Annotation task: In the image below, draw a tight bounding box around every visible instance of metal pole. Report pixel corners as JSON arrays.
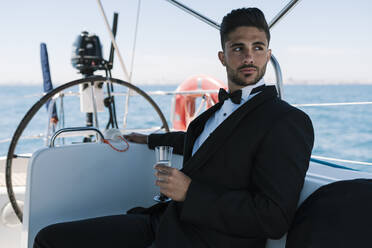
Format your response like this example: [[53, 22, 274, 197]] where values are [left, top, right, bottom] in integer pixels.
[[90, 82, 99, 129], [165, 0, 220, 29], [269, 0, 301, 29], [270, 55, 284, 99], [166, 0, 301, 31]]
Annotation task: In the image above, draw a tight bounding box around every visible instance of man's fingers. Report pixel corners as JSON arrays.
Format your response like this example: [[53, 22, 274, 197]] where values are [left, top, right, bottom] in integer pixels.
[[155, 178, 166, 185], [123, 134, 135, 141], [154, 169, 169, 176], [153, 166, 190, 202], [154, 170, 169, 181], [123, 133, 134, 140], [156, 181, 171, 196], [159, 188, 170, 197], [154, 164, 173, 172], [123, 132, 147, 144]]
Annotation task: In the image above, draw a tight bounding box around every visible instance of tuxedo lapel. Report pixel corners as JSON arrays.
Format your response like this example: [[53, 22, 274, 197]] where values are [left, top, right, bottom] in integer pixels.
[[183, 102, 223, 161], [182, 86, 278, 176]]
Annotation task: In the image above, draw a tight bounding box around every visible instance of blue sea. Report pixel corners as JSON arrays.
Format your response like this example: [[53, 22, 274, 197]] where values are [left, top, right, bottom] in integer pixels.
[[1, 84, 372, 172]]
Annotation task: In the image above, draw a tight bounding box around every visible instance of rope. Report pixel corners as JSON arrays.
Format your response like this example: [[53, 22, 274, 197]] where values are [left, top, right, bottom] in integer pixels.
[[312, 155, 372, 166], [103, 136, 130, 152], [96, 0, 130, 81]]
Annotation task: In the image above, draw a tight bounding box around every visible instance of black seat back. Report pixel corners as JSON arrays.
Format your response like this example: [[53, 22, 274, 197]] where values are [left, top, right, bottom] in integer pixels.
[[286, 179, 372, 248]]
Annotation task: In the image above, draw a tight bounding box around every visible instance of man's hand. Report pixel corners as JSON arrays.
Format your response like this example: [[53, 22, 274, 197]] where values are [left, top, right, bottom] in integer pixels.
[[154, 164, 191, 202], [123, 132, 148, 144]]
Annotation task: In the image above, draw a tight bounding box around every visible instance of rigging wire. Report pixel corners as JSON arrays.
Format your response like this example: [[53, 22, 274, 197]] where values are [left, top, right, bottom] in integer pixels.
[[129, 0, 141, 81], [108, 70, 119, 128], [105, 70, 115, 129], [96, 0, 130, 81], [123, 0, 142, 129]]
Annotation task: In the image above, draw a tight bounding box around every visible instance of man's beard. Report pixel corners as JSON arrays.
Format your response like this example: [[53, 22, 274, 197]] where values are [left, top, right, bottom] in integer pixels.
[[226, 62, 267, 87]]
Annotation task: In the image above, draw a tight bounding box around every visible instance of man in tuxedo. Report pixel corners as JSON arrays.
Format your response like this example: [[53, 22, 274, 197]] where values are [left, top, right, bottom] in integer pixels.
[[34, 7, 314, 248]]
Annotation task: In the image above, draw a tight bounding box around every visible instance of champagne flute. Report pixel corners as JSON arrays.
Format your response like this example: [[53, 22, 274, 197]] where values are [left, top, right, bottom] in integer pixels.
[[154, 146, 173, 202]]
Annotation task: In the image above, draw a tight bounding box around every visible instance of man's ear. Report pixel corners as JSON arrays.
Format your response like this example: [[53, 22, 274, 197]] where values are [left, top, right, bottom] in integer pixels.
[[267, 48, 272, 62], [218, 51, 225, 66]]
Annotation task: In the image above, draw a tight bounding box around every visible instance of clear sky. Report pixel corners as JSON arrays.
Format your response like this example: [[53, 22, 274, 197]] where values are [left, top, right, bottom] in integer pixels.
[[1, 0, 371, 86]]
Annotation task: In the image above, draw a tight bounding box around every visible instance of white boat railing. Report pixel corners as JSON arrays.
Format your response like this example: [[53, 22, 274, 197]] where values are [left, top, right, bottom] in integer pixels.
[[293, 101, 372, 107], [311, 155, 372, 166], [20, 90, 372, 104]]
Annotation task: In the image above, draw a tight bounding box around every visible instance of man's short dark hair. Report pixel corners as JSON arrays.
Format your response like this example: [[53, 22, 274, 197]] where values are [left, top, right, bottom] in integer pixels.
[[220, 8, 270, 50]]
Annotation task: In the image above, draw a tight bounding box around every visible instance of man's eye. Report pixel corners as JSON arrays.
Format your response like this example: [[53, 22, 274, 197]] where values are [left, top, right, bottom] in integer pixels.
[[233, 47, 242, 52], [254, 46, 264, 51]]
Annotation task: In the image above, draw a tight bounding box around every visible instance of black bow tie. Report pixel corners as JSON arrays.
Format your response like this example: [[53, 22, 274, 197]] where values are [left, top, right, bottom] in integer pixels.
[[218, 84, 266, 104], [218, 88, 242, 104]]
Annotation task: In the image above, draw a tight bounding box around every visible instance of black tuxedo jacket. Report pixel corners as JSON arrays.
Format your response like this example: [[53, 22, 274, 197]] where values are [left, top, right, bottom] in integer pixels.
[[136, 86, 314, 248]]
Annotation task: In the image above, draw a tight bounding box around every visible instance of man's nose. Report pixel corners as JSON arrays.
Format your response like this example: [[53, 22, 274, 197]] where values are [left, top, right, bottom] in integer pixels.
[[242, 50, 254, 64]]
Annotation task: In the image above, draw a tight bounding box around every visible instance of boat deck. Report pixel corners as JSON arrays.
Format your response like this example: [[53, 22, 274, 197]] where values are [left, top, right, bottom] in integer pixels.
[[0, 156, 29, 187], [0, 173, 27, 187]]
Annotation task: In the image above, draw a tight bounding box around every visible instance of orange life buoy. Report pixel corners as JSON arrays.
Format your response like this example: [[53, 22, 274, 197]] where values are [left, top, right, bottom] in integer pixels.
[[172, 75, 227, 131]]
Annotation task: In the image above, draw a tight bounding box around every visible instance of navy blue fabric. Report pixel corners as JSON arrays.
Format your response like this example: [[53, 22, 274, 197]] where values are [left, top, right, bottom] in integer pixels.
[[286, 179, 372, 248], [40, 43, 57, 119]]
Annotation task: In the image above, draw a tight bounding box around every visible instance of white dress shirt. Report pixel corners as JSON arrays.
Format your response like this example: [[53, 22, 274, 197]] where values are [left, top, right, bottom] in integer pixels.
[[192, 79, 266, 156]]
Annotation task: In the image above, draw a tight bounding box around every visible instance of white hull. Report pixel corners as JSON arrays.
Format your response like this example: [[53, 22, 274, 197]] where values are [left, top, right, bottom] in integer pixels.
[[0, 187, 24, 248]]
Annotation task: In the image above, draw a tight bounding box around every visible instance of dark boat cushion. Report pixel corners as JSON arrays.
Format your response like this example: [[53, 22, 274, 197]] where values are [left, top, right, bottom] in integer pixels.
[[286, 179, 372, 248]]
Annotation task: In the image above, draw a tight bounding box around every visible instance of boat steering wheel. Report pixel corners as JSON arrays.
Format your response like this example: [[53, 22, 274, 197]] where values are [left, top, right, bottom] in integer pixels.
[[5, 76, 170, 222]]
